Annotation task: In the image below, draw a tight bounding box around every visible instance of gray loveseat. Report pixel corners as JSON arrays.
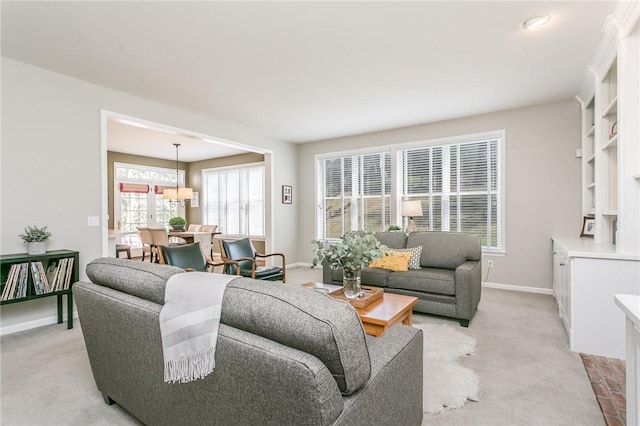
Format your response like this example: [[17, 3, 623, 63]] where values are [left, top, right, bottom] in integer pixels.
[[74, 258, 423, 426], [323, 231, 482, 326]]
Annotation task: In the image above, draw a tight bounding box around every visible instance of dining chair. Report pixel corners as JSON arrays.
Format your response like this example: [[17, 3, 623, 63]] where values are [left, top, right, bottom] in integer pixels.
[[187, 224, 203, 232], [159, 243, 239, 274], [137, 226, 155, 262], [148, 227, 182, 263], [219, 237, 286, 282]]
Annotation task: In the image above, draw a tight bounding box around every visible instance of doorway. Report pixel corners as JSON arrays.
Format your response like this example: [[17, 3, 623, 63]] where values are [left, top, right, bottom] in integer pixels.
[[101, 110, 274, 259]]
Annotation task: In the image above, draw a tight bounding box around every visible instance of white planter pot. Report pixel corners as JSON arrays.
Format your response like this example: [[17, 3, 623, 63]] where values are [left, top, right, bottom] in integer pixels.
[[28, 241, 46, 255]]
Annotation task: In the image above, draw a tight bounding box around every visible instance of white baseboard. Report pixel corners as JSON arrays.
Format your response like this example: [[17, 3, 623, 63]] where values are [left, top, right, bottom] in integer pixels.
[[0, 311, 79, 336], [482, 281, 553, 295], [287, 262, 313, 268]]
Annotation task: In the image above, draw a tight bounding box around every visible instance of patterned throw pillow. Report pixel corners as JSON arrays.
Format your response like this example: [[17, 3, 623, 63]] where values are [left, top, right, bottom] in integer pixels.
[[387, 246, 422, 269], [369, 251, 412, 272]]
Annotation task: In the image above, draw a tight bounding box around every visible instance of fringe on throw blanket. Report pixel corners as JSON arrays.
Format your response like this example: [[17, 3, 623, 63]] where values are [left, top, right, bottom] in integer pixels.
[[159, 272, 238, 384], [164, 346, 217, 384]]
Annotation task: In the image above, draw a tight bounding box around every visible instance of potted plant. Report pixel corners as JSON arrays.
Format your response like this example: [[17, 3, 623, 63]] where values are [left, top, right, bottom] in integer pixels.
[[388, 225, 402, 232], [19, 225, 53, 255], [168, 216, 186, 231], [312, 230, 386, 299]]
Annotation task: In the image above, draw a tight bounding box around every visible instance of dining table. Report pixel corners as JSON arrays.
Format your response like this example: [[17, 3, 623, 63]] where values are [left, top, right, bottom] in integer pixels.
[[168, 230, 221, 245], [168, 230, 222, 259]]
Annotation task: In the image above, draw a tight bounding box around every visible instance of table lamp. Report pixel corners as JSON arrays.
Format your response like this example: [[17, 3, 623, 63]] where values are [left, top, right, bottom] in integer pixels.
[[402, 200, 423, 233]]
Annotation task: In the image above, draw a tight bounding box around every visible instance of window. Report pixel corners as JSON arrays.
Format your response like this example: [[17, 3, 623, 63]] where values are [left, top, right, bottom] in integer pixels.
[[316, 151, 391, 239], [114, 163, 184, 248], [315, 133, 504, 251], [202, 163, 265, 237]]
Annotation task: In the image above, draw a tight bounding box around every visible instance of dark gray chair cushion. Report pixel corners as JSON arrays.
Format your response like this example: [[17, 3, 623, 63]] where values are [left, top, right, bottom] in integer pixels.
[[86, 257, 184, 305], [387, 268, 456, 295], [407, 232, 481, 270], [221, 278, 371, 395]]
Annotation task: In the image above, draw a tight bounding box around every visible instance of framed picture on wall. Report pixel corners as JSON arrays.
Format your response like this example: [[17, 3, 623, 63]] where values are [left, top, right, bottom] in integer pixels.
[[191, 192, 199, 208], [580, 216, 595, 238], [282, 185, 292, 204]]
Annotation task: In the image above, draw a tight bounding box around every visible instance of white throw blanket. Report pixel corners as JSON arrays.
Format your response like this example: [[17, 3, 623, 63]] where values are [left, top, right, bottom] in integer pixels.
[[159, 272, 237, 383]]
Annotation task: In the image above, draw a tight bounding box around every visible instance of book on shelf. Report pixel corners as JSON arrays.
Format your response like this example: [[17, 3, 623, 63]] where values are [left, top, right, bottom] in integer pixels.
[[1, 257, 74, 301], [29, 261, 52, 295], [17, 263, 28, 298], [30, 262, 43, 295], [64, 257, 74, 290], [51, 259, 63, 292], [48, 258, 74, 292], [1, 264, 20, 300], [36, 262, 51, 293]]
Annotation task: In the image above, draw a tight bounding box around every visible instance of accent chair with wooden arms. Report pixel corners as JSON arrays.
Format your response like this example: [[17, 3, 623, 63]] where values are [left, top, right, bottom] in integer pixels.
[[159, 243, 239, 274], [220, 238, 286, 282]]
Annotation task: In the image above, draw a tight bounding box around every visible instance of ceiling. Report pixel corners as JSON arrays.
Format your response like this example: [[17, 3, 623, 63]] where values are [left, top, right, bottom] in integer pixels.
[[107, 119, 251, 162], [2, 1, 616, 147]]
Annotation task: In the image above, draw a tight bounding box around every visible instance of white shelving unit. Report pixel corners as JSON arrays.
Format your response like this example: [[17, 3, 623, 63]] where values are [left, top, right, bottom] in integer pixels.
[[556, 2, 640, 359], [576, 5, 640, 253]]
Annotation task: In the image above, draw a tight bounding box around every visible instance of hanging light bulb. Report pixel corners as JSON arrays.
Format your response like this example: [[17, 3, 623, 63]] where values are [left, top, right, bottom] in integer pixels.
[[163, 143, 192, 205]]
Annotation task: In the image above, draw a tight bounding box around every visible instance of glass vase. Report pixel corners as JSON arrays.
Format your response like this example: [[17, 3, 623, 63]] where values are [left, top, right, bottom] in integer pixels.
[[342, 269, 361, 299]]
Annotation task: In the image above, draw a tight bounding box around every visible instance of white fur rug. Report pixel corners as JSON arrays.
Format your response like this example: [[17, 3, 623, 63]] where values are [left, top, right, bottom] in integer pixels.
[[414, 323, 480, 415]]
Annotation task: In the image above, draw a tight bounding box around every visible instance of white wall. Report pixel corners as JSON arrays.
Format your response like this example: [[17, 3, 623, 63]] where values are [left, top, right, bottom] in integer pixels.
[[297, 100, 582, 290], [0, 58, 297, 333]]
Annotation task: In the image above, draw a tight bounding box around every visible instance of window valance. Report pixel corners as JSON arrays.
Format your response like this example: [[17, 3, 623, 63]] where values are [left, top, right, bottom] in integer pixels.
[[119, 183, 150, 193]]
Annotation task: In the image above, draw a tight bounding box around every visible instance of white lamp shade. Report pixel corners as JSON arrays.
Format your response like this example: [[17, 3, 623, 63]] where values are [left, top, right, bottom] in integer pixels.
[[163, 187, 193, 200], [402, 200, 423, 217], [178, 187, 193, 200], [163, 188, 177, 200]]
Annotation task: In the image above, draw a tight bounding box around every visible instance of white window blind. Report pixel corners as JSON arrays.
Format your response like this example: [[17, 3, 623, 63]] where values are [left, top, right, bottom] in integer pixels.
[[399, 138, 502, 250], [315, 134, 503, 251], [317, 152, 391, 239], [203, 164, 265, 237]]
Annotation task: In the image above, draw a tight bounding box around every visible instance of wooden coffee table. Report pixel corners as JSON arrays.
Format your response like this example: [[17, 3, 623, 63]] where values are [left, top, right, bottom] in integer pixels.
[[303, 282, 418, 337]]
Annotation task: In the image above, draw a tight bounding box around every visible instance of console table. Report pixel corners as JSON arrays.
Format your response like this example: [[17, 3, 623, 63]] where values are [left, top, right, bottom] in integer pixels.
[[0, 250, 79, 329]]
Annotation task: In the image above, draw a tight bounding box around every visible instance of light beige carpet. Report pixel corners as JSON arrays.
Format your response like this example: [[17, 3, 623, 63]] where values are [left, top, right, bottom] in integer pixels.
[[1, 267, 605, 425]]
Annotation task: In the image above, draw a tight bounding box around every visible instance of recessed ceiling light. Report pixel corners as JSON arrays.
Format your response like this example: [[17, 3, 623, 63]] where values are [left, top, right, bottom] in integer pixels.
[[520, 14, 551, 30]]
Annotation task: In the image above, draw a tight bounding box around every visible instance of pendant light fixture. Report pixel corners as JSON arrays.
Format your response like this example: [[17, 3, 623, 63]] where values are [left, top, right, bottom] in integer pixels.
[[163, 143, 193, 205]]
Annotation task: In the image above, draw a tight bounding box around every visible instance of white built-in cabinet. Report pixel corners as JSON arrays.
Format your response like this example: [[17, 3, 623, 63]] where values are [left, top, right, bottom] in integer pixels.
[[554, 2, 640, 359], [552, 238, 639, 359]]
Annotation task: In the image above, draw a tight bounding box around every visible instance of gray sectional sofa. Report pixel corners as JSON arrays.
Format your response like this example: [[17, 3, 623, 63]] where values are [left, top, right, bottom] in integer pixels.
[[74, 258, 423, 426], [323, 231, 482, 326]]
